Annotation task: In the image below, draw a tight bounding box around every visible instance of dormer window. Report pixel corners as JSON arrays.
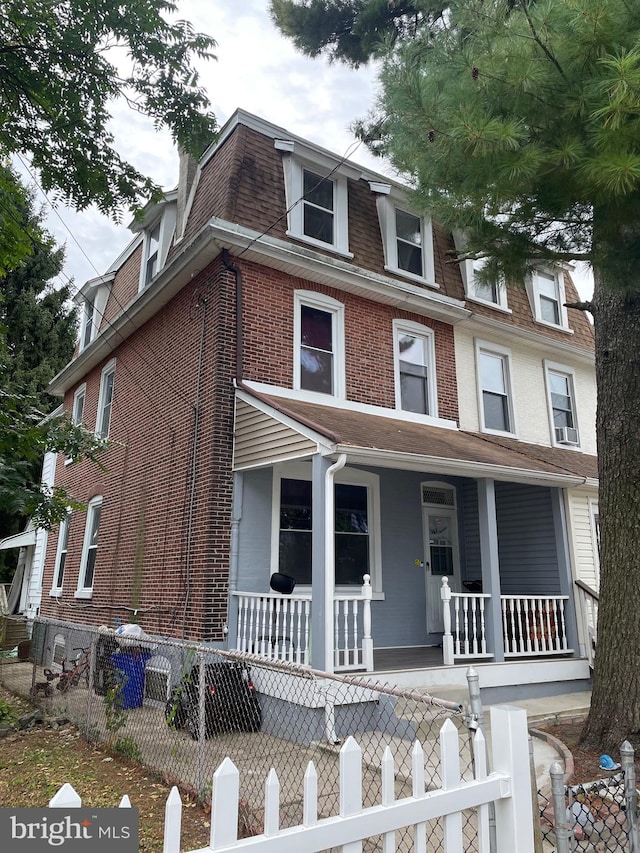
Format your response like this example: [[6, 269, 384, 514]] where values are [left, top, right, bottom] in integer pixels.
[[528, 268, 570, 330], [372, 186, 436, 286], [137, 201, 177, 291], [277, 140, 353, 257], [80, 300, 95, 350], [144, 222, 160, 285], [453, 233, 509, 310]]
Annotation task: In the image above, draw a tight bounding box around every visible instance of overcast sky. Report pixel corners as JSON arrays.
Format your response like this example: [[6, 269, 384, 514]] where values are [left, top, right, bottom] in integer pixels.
[[34, 0, 593, 299]]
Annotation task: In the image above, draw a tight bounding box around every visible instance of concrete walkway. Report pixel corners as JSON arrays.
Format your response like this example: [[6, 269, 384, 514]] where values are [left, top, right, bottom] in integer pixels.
[[488, 691, 592, 791]]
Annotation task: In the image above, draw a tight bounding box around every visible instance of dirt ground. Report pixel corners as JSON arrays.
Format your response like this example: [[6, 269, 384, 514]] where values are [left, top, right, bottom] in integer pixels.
[[541, 720, 627, 785], [0, 687, 211, 852]]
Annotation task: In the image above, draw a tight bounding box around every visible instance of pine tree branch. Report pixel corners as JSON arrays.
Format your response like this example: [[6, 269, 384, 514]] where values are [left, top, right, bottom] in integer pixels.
[[521, 1, 567, 81]]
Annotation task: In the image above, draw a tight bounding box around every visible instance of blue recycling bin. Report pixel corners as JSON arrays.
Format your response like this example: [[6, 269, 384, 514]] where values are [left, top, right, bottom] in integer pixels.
[[110, 651, 151, 709]]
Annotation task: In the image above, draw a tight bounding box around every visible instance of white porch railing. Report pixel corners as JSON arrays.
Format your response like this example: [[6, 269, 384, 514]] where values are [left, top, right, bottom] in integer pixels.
[[575, 579, 598, 668], [232, 575, 373, 672], [501, 595, 570, 657], [441, 578, 571, 663]]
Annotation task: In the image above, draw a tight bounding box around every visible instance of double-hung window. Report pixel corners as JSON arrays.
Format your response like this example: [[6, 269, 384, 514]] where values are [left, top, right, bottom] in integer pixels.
[[373, 187, 436, 285], [51, 515, 71, 595], [76, 496, 102, 597], [144, 222, 161, 286], [530, 268, 569, 329], [80, 300, 95, 350], [477, 342, 515, 434], [277, 143, 352, 256], [545, 362, 579, 446], [275, 467, 381, 591], [393, 320, 437, 416], [294, 291, 345, 397], [96, 360, 116, 439], [72, 385, 86, 426]]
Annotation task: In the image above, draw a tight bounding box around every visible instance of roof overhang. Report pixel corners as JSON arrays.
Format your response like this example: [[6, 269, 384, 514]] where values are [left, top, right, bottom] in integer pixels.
[[233, 387, 590, 488], [0, 529, 36, 551]]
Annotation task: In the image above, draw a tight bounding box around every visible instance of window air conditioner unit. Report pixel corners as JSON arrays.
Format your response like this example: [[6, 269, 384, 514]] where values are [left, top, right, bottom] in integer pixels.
[[555, 426, 579, 445]]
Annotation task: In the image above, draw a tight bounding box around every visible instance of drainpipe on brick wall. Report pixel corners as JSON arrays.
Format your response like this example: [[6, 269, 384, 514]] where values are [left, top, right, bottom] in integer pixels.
[[182, 297, 208, 637], [325, 454, 347, 673], [221, 249, 243, 382]]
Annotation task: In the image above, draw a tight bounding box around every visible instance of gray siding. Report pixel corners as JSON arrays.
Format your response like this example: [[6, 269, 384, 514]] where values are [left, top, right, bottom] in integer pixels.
[[461, 480, 481, 583], [237, 468, 274, 592], [495, 483, 560, 595]]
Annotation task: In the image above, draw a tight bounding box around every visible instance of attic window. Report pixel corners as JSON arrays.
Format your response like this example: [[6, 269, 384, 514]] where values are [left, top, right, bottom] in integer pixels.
[[144, 222, 160, 286]]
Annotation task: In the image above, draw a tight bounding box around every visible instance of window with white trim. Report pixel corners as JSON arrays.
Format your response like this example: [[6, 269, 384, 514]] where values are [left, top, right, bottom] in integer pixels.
[[144, 222, 160, 285], [468, 258, 508, 308], [96, 360, 115, 439], [51, 515, 71, 594], [393, 320, 437, 415], [589, 498, 600, 586], [476, 343, 515, 434], [294, 291, 345, 398], [279, 148, 351, 256], [373, 189, 436, 285], [72, 385, 86, 426], [273, 466, 382, 592], [545, 362, 579, 446], [80, 300, 95, 351], [76, 496, 102, 596], [530, 268, 569, 328]]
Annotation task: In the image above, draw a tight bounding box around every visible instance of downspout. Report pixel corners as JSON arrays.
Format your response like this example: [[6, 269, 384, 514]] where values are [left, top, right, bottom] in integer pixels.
[[324, 453, 347, 673], [220, 249, 243, 645]]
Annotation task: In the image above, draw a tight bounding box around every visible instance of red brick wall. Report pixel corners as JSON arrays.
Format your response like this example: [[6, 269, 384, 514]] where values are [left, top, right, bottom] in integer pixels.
[[240, 259, 459, 421], [40, 258, 236, 641]]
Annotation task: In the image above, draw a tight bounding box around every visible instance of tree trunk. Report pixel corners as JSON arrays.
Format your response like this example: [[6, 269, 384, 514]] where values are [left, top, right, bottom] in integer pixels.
[[581, 266, 640, 753]]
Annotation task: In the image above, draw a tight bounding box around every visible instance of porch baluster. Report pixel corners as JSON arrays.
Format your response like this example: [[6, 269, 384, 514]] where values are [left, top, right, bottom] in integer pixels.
[[453, 598, 461, 656], [515, 598, 525, 655], [522, 600, 532, 654], [470, 599, 478, 656], [463, 597, 470, 655], [259, 597, 269, 658], [557, 599, 567, 652], [303, 600, 310, 665], [543, 600, 553, 653], [478, 597, 487, 655], [351, 600, 359, 668]]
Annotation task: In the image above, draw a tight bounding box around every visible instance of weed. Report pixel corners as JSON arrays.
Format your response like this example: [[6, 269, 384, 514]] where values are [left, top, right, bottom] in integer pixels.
[[113, 735, 141, 762]]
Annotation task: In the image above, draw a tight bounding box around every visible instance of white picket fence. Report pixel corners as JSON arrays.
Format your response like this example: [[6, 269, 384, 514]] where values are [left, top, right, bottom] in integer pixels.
[[49, 705, 534, 852]]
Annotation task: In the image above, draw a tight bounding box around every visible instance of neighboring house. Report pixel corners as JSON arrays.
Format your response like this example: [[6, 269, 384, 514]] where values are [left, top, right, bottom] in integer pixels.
[[0, 448, 58, 625], [39, 110, 598, 698]]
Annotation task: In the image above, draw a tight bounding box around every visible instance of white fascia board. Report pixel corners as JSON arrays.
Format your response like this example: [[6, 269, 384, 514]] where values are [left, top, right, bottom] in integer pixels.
[[460, 311, 595, 365], [207, 218, 470, 324], [235, 386, 335, 453], [127, 190, 179, 233], [342, 446, 586, 487], [73, 272, 116, 304]]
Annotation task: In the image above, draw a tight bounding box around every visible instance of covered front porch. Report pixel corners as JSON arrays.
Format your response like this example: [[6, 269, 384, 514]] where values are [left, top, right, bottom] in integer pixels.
[[231, 575, 573, 672], [229, 387, 586, 681]]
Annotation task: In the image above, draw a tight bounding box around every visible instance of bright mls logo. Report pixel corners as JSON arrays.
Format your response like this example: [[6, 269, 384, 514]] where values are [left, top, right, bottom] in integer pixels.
[[0, 808, 138, 851]]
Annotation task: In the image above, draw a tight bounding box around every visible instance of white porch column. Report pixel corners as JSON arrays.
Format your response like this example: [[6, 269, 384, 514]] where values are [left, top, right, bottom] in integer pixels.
[[551, 488, 579, 654], [477, 478, 504, 662], [311, 455, 330, 671]]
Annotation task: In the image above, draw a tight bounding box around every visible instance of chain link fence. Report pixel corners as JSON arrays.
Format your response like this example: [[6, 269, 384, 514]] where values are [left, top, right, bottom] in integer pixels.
[[1, 616, 494, 850], [538, 741, 640, 852]]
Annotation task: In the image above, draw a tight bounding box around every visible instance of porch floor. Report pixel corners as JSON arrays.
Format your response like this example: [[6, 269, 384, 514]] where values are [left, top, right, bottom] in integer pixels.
[[373, 646, 444, 671]]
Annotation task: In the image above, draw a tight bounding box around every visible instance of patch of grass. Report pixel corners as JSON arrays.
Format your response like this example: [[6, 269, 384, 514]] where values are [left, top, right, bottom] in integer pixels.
[[0, 687, 211, 852]]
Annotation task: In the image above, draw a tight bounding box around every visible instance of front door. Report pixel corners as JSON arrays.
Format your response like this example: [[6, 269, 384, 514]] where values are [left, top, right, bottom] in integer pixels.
[[422, 484, 460, 635]]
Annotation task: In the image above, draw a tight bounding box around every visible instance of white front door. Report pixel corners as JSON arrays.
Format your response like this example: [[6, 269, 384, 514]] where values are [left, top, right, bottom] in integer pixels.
[[423, 493, 461, 635]]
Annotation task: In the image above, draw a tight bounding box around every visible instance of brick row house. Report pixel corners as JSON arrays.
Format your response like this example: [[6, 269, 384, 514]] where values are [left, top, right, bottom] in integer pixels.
[[36, 110, 598, 697]]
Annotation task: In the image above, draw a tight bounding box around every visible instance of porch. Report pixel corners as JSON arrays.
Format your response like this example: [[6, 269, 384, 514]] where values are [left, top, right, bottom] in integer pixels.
[[231, 578, 573, 673]]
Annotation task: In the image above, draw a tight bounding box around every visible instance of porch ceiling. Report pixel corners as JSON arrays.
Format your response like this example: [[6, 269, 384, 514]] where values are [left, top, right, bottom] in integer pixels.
[[234, 387, 597, 486]]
